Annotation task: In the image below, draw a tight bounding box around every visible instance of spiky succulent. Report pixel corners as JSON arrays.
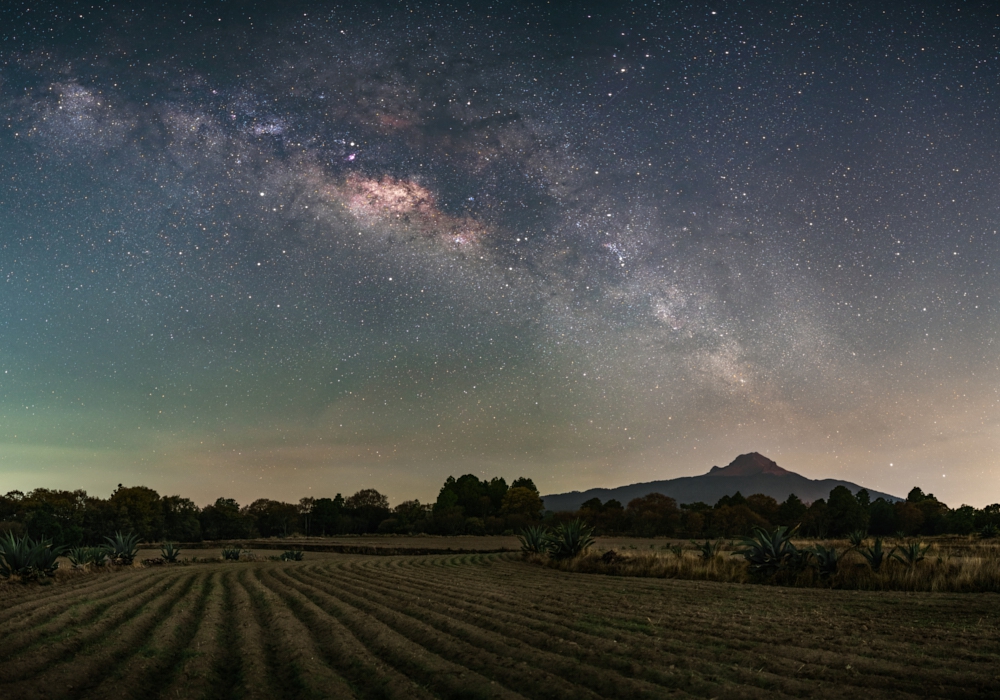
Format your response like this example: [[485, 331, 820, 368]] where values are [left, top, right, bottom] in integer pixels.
[[104, 531, 141, 566], [732, 525, 803, 577], [891, 541, 930, 568], [847, 530, 868, 548], [692, 538, 724, 561], [544, 519, 595, 560], [279, 550, 304, 561], [859, 537, 895, 572], [517, 525, 550, 555], [0, 533, 65, 580], [160, 542, 182, 563], [809, 544, 840, 578]]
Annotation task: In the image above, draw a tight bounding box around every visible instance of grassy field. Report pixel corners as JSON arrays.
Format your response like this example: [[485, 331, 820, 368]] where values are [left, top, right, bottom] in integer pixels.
[[1, 550, 998, 699]]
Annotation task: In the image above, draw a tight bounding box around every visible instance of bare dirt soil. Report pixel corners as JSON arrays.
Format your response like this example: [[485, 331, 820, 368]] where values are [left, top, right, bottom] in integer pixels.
[[1, 551, 997, 699]]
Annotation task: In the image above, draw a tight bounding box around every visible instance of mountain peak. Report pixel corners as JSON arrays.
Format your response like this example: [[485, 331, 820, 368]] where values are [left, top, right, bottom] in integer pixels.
[[707, 452, 791, 477]]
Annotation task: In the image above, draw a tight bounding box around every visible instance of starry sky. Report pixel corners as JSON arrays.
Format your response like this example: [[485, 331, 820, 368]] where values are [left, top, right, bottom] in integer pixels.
[[1, 1, 998, 508]]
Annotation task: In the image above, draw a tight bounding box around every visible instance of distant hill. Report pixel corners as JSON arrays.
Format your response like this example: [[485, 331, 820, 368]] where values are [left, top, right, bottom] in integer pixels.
[[542, 452, 901, 512]]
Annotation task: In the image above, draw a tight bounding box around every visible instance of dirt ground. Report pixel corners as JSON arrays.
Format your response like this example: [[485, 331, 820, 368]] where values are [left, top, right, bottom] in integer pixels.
[[1, 549, 997, 699]]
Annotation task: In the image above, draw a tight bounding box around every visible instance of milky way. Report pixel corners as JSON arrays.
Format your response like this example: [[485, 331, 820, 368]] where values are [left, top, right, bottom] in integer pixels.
[[1, 1, 998, 506]]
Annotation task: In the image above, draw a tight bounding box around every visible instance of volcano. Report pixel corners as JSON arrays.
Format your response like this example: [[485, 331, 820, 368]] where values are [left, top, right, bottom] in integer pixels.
[[541, 452, 900, 512]]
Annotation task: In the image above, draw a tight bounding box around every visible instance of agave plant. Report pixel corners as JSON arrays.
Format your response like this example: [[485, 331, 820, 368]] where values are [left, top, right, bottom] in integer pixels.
[[692, 538, 724, 561], [0, 533, 64, 580], [68, 546, 91, 569], [979, 523, 999, 539], [517, 526, 550, 555], [160, 542, 182, 563], [847, 530, 868, 548], [279, 550, 305, 561], [104, 531, 141, 566], [859, 537, 895, 573], [668, 544, 684, 558], [809, 544, 840, 578], [891, 541, 930, 568], [732, 525, 803, 577], [221, 546, 243, 561], [544, 519, 595, 560]]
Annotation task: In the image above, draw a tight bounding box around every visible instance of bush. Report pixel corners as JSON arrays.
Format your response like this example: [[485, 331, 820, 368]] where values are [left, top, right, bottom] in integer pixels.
[[221, 546, 243, 561], [279, 550, 304, 561]]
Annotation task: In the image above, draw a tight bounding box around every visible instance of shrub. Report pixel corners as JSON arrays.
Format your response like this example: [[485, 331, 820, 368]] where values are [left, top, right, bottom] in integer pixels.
[[544, 519, 595, 560], [517, 526, 550, 554], [160, 542, 182, 563], [732, 525, 802, 577], [104, 531, 141, 565], [221, 546, 243, 561], [279, 550, 305, 561]]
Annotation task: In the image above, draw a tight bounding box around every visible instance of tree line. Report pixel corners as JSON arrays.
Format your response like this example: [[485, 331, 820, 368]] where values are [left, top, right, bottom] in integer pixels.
[[2, 476, 997, 546], [0, 474, 545, 546], [565, 486, 1000, 538]]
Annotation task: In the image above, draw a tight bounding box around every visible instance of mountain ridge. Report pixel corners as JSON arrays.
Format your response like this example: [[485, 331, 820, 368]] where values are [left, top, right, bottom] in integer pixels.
[[542, 452, 901, 512]]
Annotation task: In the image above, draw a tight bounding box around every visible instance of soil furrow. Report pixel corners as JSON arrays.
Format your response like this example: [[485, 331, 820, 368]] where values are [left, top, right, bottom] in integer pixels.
[[0, 571, 186, 683], [288, 566, 687, 700], [255, 565, 436, 700], [306, 558, 996, 697], [223, 568, 275, 700], [0, 568, 147, 618], [0, 569, 152, 633], [0, 571, 197, 699], [155, 571, 226, 700], [240, 566, 356, 699], [272, 567, 527, 700], [79, 571, 215, 699], [0, 571, 166, 661]]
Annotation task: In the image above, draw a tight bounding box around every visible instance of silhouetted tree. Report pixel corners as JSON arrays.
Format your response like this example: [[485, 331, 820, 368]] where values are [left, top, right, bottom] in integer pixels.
[[162, 495, 201, 541], [345, 489, 390, 533], [244, 499, 299, 537], [776, 493, 807, 526], [827, 486, 868, 536], [626, 493, 681, 536], [200, 497, 251, 539], [109, 485, 164, 542], [311, 495, 344, 535], [745, 494, 780, 526]]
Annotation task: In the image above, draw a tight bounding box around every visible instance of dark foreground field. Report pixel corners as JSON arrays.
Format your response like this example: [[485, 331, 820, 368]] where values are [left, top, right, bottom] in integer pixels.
[[1, 552, 997, 699]]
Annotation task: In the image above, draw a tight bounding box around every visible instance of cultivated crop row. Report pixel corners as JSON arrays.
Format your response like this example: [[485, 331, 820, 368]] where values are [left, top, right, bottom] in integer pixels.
[[1, 553, 998, 698]]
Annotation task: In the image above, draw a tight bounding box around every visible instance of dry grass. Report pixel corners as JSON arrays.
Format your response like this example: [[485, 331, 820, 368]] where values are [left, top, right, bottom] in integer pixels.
[[0, 551, 997, 698], [545, 537, 1000, 592]]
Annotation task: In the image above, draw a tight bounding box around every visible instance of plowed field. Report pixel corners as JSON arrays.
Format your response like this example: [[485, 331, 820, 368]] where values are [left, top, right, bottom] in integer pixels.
[[1, 552, 997, 699]]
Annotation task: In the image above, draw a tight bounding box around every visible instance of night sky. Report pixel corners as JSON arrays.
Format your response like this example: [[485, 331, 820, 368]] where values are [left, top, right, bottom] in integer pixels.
[[1, 1, 998, 507]]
